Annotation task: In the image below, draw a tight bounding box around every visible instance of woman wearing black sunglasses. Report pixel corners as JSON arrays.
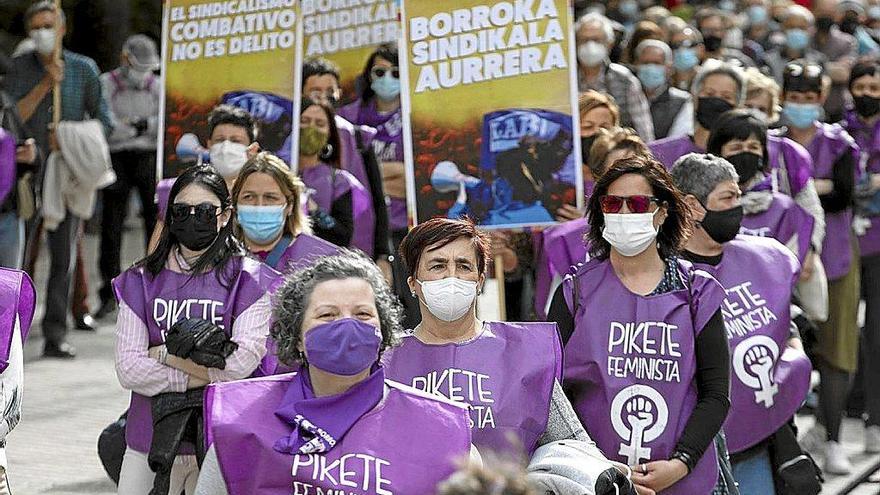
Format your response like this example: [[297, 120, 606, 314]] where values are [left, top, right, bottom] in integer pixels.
[[113, 164, 275, 493], [548, 155, 733, 495]]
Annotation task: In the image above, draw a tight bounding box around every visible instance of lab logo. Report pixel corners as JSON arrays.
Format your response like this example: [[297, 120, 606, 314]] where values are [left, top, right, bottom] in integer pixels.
[[611, 385, 669, 465], [733, 335, 779, 408]]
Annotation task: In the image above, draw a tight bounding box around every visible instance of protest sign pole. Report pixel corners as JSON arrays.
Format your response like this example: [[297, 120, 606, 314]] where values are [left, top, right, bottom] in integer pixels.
[[52, 0, 62, 125], [494, 254, 506, 321]]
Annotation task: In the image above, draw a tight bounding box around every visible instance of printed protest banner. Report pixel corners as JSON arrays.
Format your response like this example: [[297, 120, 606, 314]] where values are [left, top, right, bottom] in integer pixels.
[[301, 0, 400, 106], [400, 0, 581, 229], [159, 0, 302, 177]]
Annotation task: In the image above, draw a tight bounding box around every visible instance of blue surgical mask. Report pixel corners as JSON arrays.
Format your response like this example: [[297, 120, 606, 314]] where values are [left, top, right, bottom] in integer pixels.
[[747, 5, 768, 25], [785, 29, 810, 51], [237, 204, 287, 244], [371, 74, 400, 101], [637, 64, 667, 90], [783, 102, 821, 129], [673, 48, 699, 72]]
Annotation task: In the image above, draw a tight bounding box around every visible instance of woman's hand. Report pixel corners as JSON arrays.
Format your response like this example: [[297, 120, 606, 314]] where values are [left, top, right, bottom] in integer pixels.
[[148, 345, 166, 363], [799, 250, 816, 282], [630, 459, 688, 493], [489, 232, 518, 273], [555, 204, 585, 222], [15, 138, 36, 164]]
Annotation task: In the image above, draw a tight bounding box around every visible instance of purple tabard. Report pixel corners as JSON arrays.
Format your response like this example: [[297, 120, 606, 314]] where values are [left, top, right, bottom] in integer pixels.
[[562, 258, 723, 495], [155, 177, 176, 221], [300, 163, 371, 250], [382, 322, 562, 456], [336, 115, 378, 256], [648, 135, 702, 169], [0, 268, 35, 373], [805, 123, 860, 280], [205, 373, 472, 494], [692, 236, 811, 453], [766, 135, 814, 197], [740, 193, 815, 266], [536, 217, 590, 318], [0, 129, 15, 206], [112, 256, 272, 454], [276, 233, 341, 274], [338, 99, 407, 231], [842, 110, 880, 257]]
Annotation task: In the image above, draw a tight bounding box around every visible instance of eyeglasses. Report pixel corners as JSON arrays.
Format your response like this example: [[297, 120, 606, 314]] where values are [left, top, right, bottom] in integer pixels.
[[671, 39, 701, 50], [170, 202, 223, 223], [371, 66, 400, 79], [307, 89, 339, 103], [599, 195, 660, 214]]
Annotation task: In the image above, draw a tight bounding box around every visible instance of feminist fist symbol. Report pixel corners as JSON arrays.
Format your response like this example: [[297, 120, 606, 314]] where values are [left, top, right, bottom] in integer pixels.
[[733, 336, 780, 408]]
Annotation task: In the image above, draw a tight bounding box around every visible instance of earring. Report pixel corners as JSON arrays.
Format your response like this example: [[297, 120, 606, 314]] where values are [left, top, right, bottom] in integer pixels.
[[410, 291, 417, 298], [319, 143, 334, 160]]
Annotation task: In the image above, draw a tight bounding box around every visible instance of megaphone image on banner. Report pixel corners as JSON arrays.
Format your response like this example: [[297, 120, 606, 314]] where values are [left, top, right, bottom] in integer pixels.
[[431, 161, 481, 194], [176, 133, 210, 163]]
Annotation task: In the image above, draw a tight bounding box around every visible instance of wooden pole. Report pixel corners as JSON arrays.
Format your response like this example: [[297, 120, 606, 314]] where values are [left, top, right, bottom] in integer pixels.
[[51, 0, 62, 125], [494, 254, 506, 321]]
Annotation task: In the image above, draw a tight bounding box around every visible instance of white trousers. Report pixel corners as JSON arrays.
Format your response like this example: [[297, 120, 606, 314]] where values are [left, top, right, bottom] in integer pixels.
[[117, 448, 199, 495]]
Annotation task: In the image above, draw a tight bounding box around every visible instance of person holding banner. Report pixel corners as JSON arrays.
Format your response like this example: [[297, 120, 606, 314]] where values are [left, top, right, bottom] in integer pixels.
[[298, 98, 370, 249], [230, 152, 338, 273], [114, 165, 273, 494], [549, 156, 732, 495], [194, 252, 475, 495], [671, 153, 817, 495], [381, 218, 634, 493], [0, 268, 36, 494]]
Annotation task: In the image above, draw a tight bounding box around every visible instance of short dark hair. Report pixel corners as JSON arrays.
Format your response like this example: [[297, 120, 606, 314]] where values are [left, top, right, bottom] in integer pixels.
[[302, 58, 341, 88], [849, 59, 880, 90], [300, 97, 342, 166], [358, 42, 399, 103], [706, 109, 769, 163], [587, 155, 692, 260], [271, 251, 402, 366], [208, 104, 257, 143], [24, 1, 66, 28], [783, 59, 825, 94], [399, 218, 491, 279]]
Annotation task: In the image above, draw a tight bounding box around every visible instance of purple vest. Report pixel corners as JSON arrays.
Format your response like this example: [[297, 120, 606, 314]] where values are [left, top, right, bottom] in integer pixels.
[[276, 233, 341, 274], [692, 236, 811, 453], [0, 129, 15, 206], [300, 163, 371, 249], [112, 256, 272, 453], [804, 123, 860, 280], [842, 110, 880, 257], [562, 258, 723, 495], [0, 269, 35, 373], [382, 322, 561, 456], [740, 193, 815, 266], [335, 115, 378, 256], [648, 135, 702, 169], [766, 135, 814, 197], [205, 373, 471, 494], [338, 99, 407, 231], [535, 217, 590, 318]]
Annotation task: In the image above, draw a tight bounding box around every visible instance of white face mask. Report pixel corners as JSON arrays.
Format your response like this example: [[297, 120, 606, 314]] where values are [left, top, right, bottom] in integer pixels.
[[602, 210, 660, 257], [127, 67, 152, 84], [29, 28, 56, 56], [209, 140, 248, 178], [577, 41, 608, 67], [417, 277, 478, 322]]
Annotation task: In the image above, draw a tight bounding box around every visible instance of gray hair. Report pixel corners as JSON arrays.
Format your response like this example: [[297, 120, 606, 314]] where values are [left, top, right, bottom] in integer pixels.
[[784, 4, 815, 25], [575, 12, 615, 44], [635, 40, 673, 65], [271, 250, 402, 366], [691, 59, 747, 104], [24, 1, 66, 28], [670, 153, 739, 204]]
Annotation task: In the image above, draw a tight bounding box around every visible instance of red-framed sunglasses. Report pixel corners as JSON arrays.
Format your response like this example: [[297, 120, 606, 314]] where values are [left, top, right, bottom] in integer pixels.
[[599, 195, 660, 214]]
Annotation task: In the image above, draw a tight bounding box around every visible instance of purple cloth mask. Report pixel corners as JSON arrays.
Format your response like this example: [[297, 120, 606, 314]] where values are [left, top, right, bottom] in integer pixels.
[[304, 318, 381, 376], [273, 366, 385, 455]]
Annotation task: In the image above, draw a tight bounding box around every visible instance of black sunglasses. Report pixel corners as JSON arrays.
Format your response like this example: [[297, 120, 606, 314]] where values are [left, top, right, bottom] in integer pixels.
[[170, 202, 223, 223], [371, 66, 400, 79]]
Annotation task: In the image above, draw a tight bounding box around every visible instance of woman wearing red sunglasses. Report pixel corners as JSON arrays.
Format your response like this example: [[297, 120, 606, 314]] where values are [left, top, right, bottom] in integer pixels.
[[548, 155, 733, 495]]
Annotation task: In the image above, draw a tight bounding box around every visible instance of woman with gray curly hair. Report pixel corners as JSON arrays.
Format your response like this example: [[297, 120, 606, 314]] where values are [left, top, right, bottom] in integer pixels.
[[194, 252, 476, 494]]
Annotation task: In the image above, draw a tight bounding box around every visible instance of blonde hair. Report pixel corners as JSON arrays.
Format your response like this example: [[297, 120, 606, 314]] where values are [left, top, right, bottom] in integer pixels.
[[230, 152, 312, 240], [579, 90, 620, 127], [588, 127, 650, 179], [745, 67, 781, 122]]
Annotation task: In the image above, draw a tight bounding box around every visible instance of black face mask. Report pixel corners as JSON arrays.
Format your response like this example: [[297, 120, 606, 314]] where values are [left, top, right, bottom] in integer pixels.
[[854, 95, 880, 118], [696, 97, 735, 130], [703, 34, 723, 52], [581, 135, 598, 166], [699, 204, 744, 244], [170, 215, 219, 251], [725, 152, 764, 185], [816, 16, 835, 33]]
